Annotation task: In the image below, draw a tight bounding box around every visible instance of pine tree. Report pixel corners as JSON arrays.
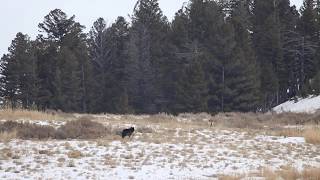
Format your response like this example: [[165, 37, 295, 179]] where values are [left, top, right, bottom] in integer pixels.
[[253, 0, 283, 110], [0, 54, 20, 108], [229, 0, 261, 111], [38, 9, 91, 112], [0, 33, 37, 108], [127, 0, 169, 113], [175, 59, 208, 113], [297, 0, 319, 95], [104, 17, 130, 113]]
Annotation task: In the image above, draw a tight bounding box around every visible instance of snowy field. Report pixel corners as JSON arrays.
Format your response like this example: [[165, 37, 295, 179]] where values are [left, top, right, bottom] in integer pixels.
[[0, 115, 320, 180]]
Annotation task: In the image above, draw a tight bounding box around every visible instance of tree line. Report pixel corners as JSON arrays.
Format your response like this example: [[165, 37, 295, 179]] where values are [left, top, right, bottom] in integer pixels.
[[1, 0, 320, 114]]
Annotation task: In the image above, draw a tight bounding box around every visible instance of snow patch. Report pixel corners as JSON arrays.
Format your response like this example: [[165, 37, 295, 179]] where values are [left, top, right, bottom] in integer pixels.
[[273, 95, 320, 113]]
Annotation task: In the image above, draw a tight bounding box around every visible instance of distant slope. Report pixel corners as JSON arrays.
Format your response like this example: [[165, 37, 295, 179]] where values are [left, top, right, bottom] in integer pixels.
[[273, 95, 320, 113]]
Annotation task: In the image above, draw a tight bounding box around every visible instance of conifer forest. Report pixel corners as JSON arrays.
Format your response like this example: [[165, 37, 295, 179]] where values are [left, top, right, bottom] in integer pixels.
[[1, 0, 320, 114]]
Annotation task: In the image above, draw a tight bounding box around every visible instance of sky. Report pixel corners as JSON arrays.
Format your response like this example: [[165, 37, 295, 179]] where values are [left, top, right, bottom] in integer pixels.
[[0, 0, 303, 56]]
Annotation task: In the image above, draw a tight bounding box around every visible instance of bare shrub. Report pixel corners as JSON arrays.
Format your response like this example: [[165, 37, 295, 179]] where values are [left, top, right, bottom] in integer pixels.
[[55, 117, 109, 139], [0, 118, 111, 140], [0, 121, 55, 139], [17, 123, 56, 139], [0, 121, 22, 132]]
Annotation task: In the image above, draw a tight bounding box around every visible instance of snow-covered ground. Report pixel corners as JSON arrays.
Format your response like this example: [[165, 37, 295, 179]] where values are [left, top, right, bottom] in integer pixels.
[[1, 127, 320, 179], [273, 95, 320, 113]]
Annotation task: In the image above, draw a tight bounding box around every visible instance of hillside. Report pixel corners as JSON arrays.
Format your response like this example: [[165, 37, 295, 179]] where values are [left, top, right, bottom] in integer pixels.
[[273, 95, 320, 114]]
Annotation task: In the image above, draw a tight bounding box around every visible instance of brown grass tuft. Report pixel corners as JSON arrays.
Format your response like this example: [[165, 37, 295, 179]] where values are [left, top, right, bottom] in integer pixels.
[[303, 128, 320, 145], [67, 150, 82, 159]]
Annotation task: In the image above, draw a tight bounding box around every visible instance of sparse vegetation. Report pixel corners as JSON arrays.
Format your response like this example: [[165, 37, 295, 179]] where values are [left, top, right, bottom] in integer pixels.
[[0, 117, 112, 140], [220, 167, 320, 180], [303, 128, 320, 145], [55, 117, 110, 139], [0, 108, 59, 121]]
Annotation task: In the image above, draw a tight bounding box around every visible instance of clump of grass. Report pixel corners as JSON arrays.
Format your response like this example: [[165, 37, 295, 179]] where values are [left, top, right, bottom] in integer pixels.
[[67, 150, 82, 159], [303, 128, 320, 145], [0, 148, 13, 160]]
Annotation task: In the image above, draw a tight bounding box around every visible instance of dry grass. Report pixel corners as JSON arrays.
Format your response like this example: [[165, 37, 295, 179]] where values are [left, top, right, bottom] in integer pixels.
[[277, 166, 300, 180], [303, 128, 320, 145], [55, 117, 111, 139], [302, 168, 320, 179], [0, 130, 17, 142], [0, 108, 59, 121], [0, 118, 113, 140], [230, 167, 320, 180], [67, 150, 82, 159], [272, 128, 303, 137], [0, 121, 56, 139], [218, 174, 243, 180], [1, 108, 320, 143]]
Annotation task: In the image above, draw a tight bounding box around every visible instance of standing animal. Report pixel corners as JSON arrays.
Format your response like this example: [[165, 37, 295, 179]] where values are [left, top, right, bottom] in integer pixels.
[[122, 127, 135, 138]]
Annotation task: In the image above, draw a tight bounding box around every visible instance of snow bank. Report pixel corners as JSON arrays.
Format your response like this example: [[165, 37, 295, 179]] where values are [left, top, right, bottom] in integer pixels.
[[273, 95, 320, 113]]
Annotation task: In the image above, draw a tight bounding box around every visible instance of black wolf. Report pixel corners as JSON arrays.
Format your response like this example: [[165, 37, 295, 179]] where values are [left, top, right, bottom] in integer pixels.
[[122, 127, 134, 138]]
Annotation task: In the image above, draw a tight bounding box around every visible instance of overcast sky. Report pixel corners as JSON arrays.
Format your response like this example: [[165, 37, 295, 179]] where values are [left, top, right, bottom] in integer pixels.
[[0, 0, 303, 56]]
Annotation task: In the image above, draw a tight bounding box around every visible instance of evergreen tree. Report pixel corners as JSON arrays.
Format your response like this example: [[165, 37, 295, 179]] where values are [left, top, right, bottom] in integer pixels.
[[104, 17, 130, 113], [253, 0, 283, 110], [88, 17, 109, 112], [229, 0, 261, 111], [297, 0, 319, 95], [127, 0, 169, 113], [38, 9, 91, 112], [0, 33, 37, 108], [175, 59, 208, 112]]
